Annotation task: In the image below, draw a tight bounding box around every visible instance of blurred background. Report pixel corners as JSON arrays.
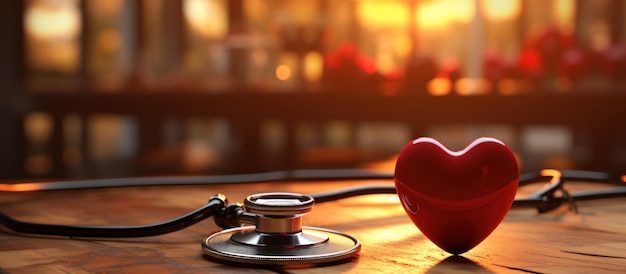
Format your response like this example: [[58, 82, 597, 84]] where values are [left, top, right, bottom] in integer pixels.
[[0, 0, 625, 180]]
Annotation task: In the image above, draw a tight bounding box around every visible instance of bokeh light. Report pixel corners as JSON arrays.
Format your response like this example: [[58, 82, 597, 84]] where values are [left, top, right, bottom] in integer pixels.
[[276, 65, 292, 81], [184, 0, 227, 39], [482, 0, 520, 22]]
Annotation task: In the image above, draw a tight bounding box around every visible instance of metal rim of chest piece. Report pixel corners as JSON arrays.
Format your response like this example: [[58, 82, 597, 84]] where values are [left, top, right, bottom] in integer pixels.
[[202, 192, 361, 266]]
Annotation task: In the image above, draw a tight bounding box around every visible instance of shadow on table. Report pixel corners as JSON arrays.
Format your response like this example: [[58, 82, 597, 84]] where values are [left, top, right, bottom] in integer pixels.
[[426, 255, 494, 274]]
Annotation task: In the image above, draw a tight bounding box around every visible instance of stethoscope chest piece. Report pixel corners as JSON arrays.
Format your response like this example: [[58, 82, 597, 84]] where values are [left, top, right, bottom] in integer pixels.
[[202, 226, 360, 265], [202, 192, 361, 265]]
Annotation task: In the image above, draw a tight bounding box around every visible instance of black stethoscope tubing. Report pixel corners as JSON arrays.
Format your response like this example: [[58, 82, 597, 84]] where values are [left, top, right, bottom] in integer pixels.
[[0, 169, 624, 238]]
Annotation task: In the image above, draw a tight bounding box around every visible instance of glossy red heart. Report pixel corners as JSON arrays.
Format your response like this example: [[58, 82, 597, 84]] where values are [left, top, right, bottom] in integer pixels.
[[394, 137, 518, 254]]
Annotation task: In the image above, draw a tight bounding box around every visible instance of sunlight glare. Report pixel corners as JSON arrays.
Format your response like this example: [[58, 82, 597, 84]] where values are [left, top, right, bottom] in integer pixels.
[[25, 0, 80, 40], [356, 223, 421, 245], [417, 0, 473, 29], [483, 0, 520, 21], [352, 194, 400, 205], [358, 0, 409, 29], [554, 0, 575, 33], [184, 0, 227, 39]]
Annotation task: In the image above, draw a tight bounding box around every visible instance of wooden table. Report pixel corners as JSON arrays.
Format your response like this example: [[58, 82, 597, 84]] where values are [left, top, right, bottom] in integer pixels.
[[1, 177, 625, 273]]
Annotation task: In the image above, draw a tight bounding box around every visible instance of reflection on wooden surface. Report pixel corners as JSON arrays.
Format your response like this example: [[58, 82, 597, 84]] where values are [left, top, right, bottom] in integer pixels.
[[1, 178, 625, 273]]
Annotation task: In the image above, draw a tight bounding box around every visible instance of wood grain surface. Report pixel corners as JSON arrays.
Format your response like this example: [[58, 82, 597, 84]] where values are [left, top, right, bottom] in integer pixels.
[[1, 178, 625, 273]]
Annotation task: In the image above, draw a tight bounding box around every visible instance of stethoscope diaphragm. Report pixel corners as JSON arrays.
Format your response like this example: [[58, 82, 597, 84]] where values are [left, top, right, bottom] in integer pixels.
[[202, 192, 361, 265], [202, 226, 360, 265]]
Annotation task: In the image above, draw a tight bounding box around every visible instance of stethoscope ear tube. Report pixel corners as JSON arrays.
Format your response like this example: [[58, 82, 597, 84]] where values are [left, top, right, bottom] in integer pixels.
[[0, 169, 625, 239], [0, 194, 228, 238], [1, 169, 625, 266]]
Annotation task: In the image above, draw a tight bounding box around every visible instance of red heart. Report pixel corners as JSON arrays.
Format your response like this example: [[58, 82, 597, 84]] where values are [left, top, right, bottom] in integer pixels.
[[394, 137, 518, 254]]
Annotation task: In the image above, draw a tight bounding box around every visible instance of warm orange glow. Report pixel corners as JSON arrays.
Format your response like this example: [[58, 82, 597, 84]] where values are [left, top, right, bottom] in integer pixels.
[[482, 0, 520, 21], [621, 175, 626, 183], [497, 78, 522, 95], [303, 51, 323, 82], [553, 0, 575, 33], [88, 115, 133, 161], [243, 0, 269, 21], [24, 112, 53, 142], [538, 169, 565, 192], [357, 0, 409, 29], [88, 0, 122, 15], [358, 154, 398, 172], [184, 0, 227, 39], [24, 0, 80, 72], [25, 0, 80, 40], [181, 141, 221, 172], [455, 78, 491, 96], [393, 35, 413, 60], [589, 24, 611, 51], [417, 0, 473, 29], [250, 48, 269, 70], [275, 65, 292, 81], [362, 194, 400, 205], [276, 53, 299, 82], [540, 169, 562, 181], [0, 182, 47, 192], [283, 0, 319, 26], [375, 47, 396, 75], [427, 76, 452, 96], [355, 223, 420, 245], [96, 29, 122, 53]]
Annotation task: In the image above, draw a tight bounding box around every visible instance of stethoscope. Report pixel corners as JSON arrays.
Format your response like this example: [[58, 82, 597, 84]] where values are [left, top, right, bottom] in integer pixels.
[[1, 168, 625, 266]]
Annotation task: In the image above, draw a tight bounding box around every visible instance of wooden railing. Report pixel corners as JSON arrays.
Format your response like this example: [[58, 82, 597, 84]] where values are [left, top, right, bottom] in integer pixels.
[[16, 91, 626, 178]]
